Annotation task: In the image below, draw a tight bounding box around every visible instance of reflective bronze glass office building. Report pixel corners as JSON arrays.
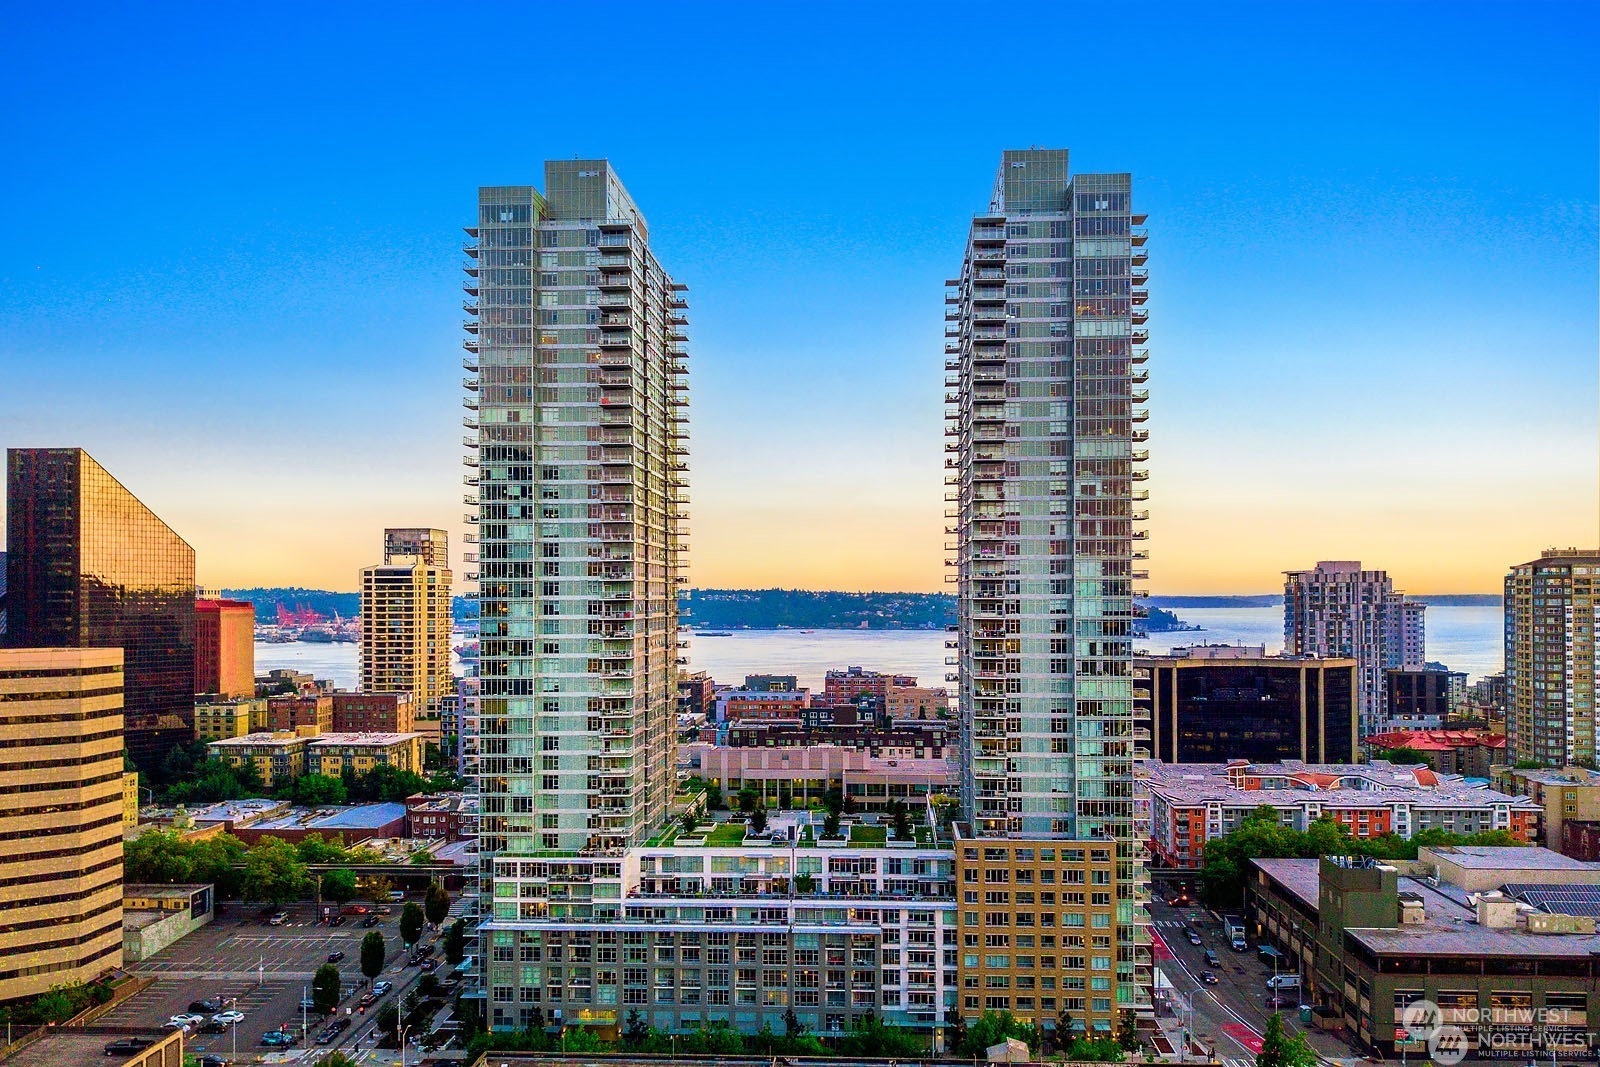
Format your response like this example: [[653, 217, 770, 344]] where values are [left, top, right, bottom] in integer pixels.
[[4, 448, 195, 767]]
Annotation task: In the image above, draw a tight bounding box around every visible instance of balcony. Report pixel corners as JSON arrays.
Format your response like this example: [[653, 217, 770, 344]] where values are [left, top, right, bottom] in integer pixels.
[[463, 243, 479, 258], [462, 356, 478, 372], [463, 377, 479, 391], [462, 319, 479, 333], [1131, 268, 1149, 285], [1131, 329, 1149, 345], [462, 338, 479, 352]]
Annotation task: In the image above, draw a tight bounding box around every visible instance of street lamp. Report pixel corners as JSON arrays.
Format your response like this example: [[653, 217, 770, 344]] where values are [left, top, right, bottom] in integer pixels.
[[397, 1021, 409, 1067]]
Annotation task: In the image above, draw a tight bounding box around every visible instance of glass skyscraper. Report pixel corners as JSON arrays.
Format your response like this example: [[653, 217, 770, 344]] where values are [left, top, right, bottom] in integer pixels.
[[465, 161, 685, 858], [4, 448, 195, 768], [947, 150, 1148, 842], [946, 150, 1152, 1018]]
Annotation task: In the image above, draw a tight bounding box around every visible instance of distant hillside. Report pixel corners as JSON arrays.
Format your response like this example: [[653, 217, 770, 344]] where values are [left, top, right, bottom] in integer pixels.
[[1146, 595, 1279, 608], [680, 589, 1193, 633], [223, 588, 478, 624], [221, 586, 1192, 632]]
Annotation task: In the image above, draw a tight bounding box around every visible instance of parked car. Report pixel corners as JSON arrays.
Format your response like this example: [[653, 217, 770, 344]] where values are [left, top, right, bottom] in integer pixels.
[[198, 1021, 227, 1035], [329, 914, 346, 927], [1204, 949, 1222, 967], [260, 1031, 296, 1047], [267, 911, 288, 926], [328, 950, 345, 963], [105, 1039, 154, 1056], [362, 915, 381, 927], [212, 1010, 245, 1025], [170, 1013, 206, 1028], [189, 998, 224, 1014], [199, 1056, 231, 1067]]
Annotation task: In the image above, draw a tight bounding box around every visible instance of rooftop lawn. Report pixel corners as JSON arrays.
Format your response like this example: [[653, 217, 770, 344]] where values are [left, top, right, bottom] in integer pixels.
[[704, 823, 748, 847], [848, 825, 888, 847]]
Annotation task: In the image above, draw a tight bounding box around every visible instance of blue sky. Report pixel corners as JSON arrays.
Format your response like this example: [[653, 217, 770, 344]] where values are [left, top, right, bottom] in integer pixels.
[[1, 1, 1595, 593]]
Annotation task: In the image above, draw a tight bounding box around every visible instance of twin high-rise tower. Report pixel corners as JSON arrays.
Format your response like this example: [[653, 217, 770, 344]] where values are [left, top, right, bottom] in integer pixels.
[[946, 150, 1149, 844], [465, 162, 687, 860], [466, 150, 1151, 1035]]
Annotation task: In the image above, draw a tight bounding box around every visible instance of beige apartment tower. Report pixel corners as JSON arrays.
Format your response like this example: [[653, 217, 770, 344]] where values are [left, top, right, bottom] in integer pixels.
[[0, 647, 125, 1000], [1506, 548, 1600, 766], [361, 528, 453, 739]]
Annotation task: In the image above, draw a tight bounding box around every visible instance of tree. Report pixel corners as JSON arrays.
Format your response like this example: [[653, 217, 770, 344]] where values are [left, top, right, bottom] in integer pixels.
[[679, 811, 698, 835], [443, 919, 466, 965], [821, 785, 845, 818], [1379, 746, 1428, 766], [242, 836, 309, 903], [839, 1012, 921, 1057], [562, 1027, 605, 1053], [322, 1055, 357, 1067], [783, 1007, 804, 1041], [400, 902, 425, 947], [944, 1006, 967, 1051], [296, 833, 350, 865], [1050, 1009, 1075, 1052], [704, 783, 723, 810], [738, 785, 760, 816], [1117, 1008, 1140, 1051], [623, 1009, 649, 1050], [1065, 1036, 1127, 1062], [960, 1010, 1038, 1057], [360, 875, 395, 904], [34, 990, 74, 1024], [312, 963, 342, 1015], [361, 931, 387, 981], [1255, 1012, 1316, 1067], [890, 799, 912, 840], [822, 809, 841, 838], [424, 881, 451, 926], [290, 774, 348, 806], [749, 804, 768, 834], [323, 868, 358, 904]]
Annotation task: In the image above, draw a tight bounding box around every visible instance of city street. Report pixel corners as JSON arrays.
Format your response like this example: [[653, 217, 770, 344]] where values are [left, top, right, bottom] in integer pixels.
[[1147, 889, 1357, 1067]]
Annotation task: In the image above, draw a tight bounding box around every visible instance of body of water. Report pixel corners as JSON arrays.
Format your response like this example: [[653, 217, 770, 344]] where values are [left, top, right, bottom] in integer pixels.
[[257, 605, 1505, 691]]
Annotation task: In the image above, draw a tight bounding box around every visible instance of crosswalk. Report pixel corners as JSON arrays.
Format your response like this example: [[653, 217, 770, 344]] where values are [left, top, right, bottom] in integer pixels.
[[1225, 1056, 1254, 1067], [1154, 919, 1189, 929]]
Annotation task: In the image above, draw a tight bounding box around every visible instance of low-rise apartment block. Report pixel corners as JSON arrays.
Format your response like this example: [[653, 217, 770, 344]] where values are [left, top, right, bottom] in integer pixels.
[[193, 697, 265, 741], [724, 720, 953, 759], [407, 791, 477, 840], [1366, 728, 1507, 778], [1147, 759, 1539, 868], [885, 684, 952, 721], [208, 733, 308, 786], [824, 666, 916, 706], [715, 689, 810, 722], [1490, 764, 1600, 859], [265, 693, 333, 734], [306, 732, 424, 778], [681, 743, 955, 812], [482, 812, 956, 1038], [331, 691, 416, 734]]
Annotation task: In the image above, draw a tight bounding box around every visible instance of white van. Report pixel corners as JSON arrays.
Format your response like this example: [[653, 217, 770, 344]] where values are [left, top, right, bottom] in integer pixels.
[[1266, 974, 1302, 990]]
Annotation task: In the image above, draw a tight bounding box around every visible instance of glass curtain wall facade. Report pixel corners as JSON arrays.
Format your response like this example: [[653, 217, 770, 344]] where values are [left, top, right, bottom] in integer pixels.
[[946, 149, 1151, 1014], [465, 160, 685, 861], [4, 448, 195, 767]]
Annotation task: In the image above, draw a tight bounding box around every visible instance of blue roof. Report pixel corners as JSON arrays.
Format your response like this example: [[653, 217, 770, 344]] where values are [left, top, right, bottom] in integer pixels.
[[311, 803, 407, 829]]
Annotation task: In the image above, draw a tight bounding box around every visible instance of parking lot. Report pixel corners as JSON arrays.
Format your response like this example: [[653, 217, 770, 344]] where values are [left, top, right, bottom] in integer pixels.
[[33, 902, 435, 1066]]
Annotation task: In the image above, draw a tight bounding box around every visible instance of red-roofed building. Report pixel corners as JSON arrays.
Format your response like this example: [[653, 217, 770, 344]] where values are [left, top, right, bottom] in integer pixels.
[[1365, 728, 1507, 778]]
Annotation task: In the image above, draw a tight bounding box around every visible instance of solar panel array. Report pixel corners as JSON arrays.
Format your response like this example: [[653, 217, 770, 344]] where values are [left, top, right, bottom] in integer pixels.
[[1502, 882, 1600, 918]]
